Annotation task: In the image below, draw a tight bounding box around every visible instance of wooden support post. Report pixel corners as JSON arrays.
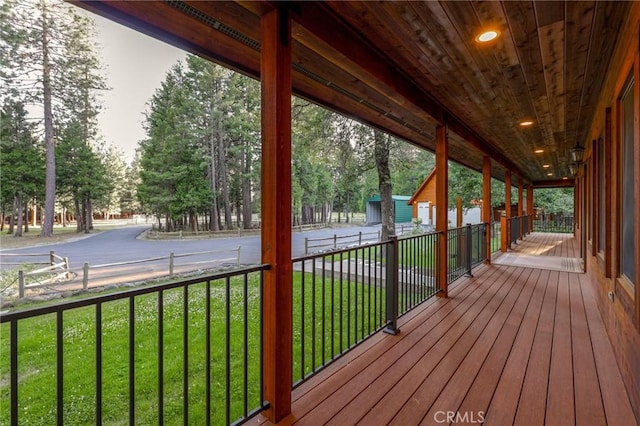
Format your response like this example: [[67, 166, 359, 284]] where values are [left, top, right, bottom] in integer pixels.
[[435, 125, 448, 298], [505, 170, 512, 249], [482, 156, 492, 263], [518, 175, 524, 239], [456, 197, 463, 227], [261, 6, 292, 422]]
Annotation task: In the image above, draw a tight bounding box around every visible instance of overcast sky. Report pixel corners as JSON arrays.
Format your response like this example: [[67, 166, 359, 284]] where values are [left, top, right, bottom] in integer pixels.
[[90, 13, 186, 162]]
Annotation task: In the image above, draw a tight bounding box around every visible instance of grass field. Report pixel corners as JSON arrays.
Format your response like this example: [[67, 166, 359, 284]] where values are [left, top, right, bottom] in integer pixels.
[[0, 268, 398, 425]]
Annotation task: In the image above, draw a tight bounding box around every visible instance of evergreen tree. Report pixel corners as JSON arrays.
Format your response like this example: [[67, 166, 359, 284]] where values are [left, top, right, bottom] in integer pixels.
[[0, 99, 45, 236], [1, 0, 107, 236]]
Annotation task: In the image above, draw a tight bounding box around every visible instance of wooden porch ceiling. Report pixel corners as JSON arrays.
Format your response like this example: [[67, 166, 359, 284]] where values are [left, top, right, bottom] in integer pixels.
[[73, 1, 629, 184]]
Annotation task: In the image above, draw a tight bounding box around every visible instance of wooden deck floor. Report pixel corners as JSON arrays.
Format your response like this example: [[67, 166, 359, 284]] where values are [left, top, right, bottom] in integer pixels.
[[510, 231, 578, 258], [492, 232, 583, 273], [256, 257, 637, 425]]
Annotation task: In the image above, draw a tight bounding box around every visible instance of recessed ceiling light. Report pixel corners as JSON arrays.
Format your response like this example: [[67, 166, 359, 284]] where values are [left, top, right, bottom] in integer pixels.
[[519, 120, 534, 127], [542, 164, 550, 168], [562, 177, 568, 180], [547, 173, 553, 176], [534, 149, 544, 154], [476, 30, 500, 43]]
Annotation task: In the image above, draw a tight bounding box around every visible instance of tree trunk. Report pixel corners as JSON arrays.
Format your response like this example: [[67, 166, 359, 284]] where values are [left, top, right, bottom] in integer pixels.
[[242, 148, 252, 229], [14, 194, 23, 237], [40, 2, 56, 238], [345, 194, 350, 223], [7, 198, 15, 234], [374, 129, 394, 241], [218, 127, 233, 230], [24, 203, 29, 233], [87, 198, 93, 230], [208, 120, 220, 231], [75, 198, 83, 233], [82, 196, 91, 233]]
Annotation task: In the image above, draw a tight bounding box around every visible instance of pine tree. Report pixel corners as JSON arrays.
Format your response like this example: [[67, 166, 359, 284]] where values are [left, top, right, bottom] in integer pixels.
[[1, 0, 107, 236], [0, 99, 45, 236]]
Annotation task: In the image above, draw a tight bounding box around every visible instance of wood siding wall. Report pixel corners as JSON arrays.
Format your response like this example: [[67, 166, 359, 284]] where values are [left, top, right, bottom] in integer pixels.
[[581, 3, 640, 418]]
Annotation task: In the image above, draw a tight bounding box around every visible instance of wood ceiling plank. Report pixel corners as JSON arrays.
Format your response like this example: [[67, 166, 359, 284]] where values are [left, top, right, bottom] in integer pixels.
[[538, 20, 566, 138], [573, 2, 629, 150], [438, 0, 549, 180], [291, 1, 523, 176], [399, 2, 501, 130], [564, 1, 595, 151], [502, 0, 557, 180]]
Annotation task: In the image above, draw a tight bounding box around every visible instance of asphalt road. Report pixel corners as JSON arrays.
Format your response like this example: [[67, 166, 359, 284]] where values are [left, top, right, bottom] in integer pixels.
[[1, 223, 384, 271]]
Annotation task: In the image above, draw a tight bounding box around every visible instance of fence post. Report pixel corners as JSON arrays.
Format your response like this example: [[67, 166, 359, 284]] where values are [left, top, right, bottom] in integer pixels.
[[83, 262, 89, 290], [64, 257, 71, 280], [304, 237, 309, 255], [465, 224, 473, 277], [18, 270, 25, 298], [358, 231, 362, 245], [50, 250, 55, 266], [384, 236, 400, 335], [237, 246, 241, 265], [169, 253, 174, 275], [333, 234, 337, 249]]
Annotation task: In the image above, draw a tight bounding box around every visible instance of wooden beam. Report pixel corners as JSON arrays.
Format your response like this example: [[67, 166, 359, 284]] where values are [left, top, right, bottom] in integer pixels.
[[260, 7, 292, 422], [532, 179, 575, 188], [436, 125, 449, 298], [483, 156, 492, 263]]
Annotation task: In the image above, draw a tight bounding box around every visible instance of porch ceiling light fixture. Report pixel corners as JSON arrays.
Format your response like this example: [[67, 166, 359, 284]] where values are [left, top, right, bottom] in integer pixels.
[[542, 164, 550, 168], [534, 149, 544, 154], [519, 119, 534, 127], [570, 145, 585, 163], [475, 30, 500, 43]]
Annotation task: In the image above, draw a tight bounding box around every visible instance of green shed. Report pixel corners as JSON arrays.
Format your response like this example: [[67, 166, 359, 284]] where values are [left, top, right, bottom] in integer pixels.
[[365, 195, 413, 224]]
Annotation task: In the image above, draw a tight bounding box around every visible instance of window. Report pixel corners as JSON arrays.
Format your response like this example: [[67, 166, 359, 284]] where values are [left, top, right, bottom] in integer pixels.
[[598, 136, 605, 253], [620, 77, 635, 286]]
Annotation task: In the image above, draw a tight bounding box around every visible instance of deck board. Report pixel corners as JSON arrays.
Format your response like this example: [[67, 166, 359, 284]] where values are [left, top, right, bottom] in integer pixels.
[[256, 236, 637, 426]]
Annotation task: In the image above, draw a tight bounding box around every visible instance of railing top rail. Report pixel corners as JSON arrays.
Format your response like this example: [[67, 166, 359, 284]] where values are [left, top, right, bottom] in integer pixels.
[[0, 252, 53, 257], [293, 240, 386, 262], [397, 230, 441, 241], [305, 230, 379, 244], [0, 264, 270, 323]]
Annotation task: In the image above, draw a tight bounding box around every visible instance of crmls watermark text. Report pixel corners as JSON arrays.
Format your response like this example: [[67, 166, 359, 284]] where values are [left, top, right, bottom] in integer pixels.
[[433, 411, 486, 423]]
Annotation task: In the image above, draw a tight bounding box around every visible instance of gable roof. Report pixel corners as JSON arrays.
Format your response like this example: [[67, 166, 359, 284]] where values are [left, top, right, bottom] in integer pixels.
[[407, 169, 437, 206]]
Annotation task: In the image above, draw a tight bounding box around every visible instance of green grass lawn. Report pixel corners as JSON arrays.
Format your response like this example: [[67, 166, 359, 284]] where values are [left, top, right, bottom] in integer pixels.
[[0, 277, 263, 425], [1, 268, 417, 425]]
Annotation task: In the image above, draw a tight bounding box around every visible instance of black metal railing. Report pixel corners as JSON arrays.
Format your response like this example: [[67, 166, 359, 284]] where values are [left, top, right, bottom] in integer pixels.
[[397, 232, 439, 316], [509, 216, 520, 245], [491, 221, 502, 253], [533, 215, 574, 233], [0, 266, 269, 426], [291, 231, 440, 386], [447, 224, 488, 284], [469, 223, 487, 267], [522, 214, 530, 235]]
